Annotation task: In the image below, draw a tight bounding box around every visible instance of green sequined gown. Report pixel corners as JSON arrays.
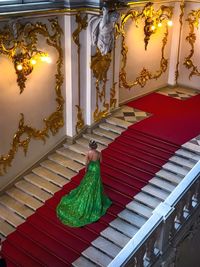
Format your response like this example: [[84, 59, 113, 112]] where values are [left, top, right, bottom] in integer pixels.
[[56, 160, 112, 227]]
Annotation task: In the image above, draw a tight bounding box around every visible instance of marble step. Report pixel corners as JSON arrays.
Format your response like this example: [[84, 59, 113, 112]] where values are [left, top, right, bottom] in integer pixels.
[[76, 137, 106, 151], [156, 169, 182, 185], [110, 217, 138, 238], [106, 117, 132, 128], [66, 143, 87, 155], [6, 187, 43, 211], [118, 209, 147, 228], [163, 162, 189, 176], [0, 195, 34, 219], [73, 256, 97, 267], [15, 180, 51, 202], [169, 156, 195, 169], [182, 142, 200, 155], [175, 148, 200, 162], [24, 173, 60, 194], [48, 153, 83, 172], [82, 246, 112, 267], [41, 159, 77, 178], [101, 227, 130, 248], [92, 236, 121, 258], [142, 184, 169, 201], [56, 147, 86, 165], [83, 133, 111, 146], [99, 122, 125, 134], [0, 203, 24, 227], [126, 200, 153, 219], [32, 166, 67, 187], [134, 192, 161, 209], [93, 127, 119, 140], [0, 218, 15, 237], [149, 177, 176, 193]]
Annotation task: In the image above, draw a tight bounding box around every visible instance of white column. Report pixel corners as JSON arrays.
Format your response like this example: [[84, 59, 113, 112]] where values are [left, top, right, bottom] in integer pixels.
[[168, 2, 183, 86], [85, 14, 95, 126], [64, 15, 79, 137]]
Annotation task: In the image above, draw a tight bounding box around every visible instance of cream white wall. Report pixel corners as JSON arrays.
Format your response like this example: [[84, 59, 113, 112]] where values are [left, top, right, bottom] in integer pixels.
[[119, 3, 174, 104], [0, 16, 66, 190], [178, 2, 200, 90]]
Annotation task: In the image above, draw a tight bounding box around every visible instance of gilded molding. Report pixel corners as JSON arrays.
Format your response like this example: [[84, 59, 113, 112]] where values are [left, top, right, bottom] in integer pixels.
[[119, 3, 173, 89], [0, 20, 53, 93], [184, 9, 200, 78], [72, 13, 88, 134], [0, 18, 64, 175], [175, 0, 185, 83], [91, 48, 111, 122]]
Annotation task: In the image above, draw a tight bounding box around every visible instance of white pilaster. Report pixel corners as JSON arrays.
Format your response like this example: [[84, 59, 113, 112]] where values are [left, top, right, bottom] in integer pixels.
[[64, 15, 79, 137]]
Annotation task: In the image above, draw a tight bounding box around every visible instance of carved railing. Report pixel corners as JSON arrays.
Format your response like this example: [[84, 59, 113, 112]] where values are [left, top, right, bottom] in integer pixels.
[[108, 160, 200, 267]]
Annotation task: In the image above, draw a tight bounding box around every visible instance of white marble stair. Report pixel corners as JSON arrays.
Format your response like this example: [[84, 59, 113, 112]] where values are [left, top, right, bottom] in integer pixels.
[[99, 122, 125, 134], [110, 218, 138, 238], [106, 117, 132, 128], [0, 194, 34, 219], [126, 200, 153, 219], [162, 162, 189, 177], [48, 152, 83, 172], [83, 133, 111, 146], [182, 142, 200, 155], [76, 137, 106, 151], [56, 147, 86, 165], [155, 169, 183, 185], [82, 246, 113, 267], [149, 177, 176, 193], [93, 127, 119, 140], [175, 148, 200, 162], [92, 236, 121, 258], [142, 184, 170, 201], [169, 155, 196, 169], [101, 227, 130, 248], [0, 203, 25, 228]]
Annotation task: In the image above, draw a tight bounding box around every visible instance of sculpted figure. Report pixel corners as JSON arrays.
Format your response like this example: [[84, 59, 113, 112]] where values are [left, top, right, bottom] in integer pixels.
[[90, 7, 119, 55]]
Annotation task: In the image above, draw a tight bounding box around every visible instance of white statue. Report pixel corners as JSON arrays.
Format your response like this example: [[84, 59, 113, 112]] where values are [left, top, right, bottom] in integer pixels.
[[90, 7, 119, 55]]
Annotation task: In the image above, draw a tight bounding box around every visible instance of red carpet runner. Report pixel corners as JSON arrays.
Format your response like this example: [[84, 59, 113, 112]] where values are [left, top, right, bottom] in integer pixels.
[[2, 93, 200, 266]]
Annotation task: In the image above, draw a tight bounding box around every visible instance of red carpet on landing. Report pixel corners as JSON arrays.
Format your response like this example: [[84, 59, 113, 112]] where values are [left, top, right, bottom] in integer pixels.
[[2, 92, 200, 266]]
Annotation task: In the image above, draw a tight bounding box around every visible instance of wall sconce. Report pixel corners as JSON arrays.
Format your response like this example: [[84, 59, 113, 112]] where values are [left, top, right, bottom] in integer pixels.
[[143, 2, 173, 50], [13, 49, 52, 94], [0, 20, 52, 94]]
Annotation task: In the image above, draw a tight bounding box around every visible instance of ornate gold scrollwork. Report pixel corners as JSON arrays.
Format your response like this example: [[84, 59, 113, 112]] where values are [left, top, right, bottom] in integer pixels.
[[72, 13, 88, 133], [175, 0, 185, 83], [184, 9, 200, 78], [91, 48, 112, 122], [120, 3, 173, 89], [0, 20, 51, 94], [0, 18, 64, 176]]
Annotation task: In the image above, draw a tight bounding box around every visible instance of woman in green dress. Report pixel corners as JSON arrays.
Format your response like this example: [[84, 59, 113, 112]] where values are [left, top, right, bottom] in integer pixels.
[[56, 140, 112, 227]]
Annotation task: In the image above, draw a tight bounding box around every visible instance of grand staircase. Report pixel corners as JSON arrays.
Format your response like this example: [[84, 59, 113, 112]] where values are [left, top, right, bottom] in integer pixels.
[[1, 102, 200, 266]]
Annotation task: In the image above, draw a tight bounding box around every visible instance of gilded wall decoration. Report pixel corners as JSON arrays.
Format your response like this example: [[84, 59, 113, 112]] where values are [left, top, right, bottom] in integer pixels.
[[72, 13, 88, 134], [119, 3, 173, 90], [0, 18, 64, 175], [91, 48, 112, 122], [110, 38, 117, 110], [175, 0, 185, 84], [184, 9, 200, 78], [0, 20, 51, 94]]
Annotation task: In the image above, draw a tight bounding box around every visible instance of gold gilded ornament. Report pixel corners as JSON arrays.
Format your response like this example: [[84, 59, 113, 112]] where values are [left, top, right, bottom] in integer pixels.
[[119, 3, 173, 89], [91, 48, 111, 122], [184, 9, 200, 78], [72, 13, 88, 133], [0, 18, 64, 175]]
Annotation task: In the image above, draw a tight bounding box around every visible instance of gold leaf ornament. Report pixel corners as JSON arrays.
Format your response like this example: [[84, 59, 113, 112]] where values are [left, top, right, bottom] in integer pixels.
[[0, 18, 64, 175]]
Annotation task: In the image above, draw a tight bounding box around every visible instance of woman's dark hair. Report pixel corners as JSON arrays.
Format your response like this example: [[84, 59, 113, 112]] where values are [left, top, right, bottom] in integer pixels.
[[89, 140, 98, 149]]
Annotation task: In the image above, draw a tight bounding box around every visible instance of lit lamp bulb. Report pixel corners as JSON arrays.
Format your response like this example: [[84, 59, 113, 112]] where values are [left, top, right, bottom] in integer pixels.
[[167, 20, 173, 27], [151, 25, 156, 31], [16, 64, 23, 71], [158, 22, 162, 27], [41, 55, 52, 64], [30, 59, 37, 65]]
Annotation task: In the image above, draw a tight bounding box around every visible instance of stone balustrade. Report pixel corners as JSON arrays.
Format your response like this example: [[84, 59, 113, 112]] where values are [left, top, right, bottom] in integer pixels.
[[108, 160, 200, 267]]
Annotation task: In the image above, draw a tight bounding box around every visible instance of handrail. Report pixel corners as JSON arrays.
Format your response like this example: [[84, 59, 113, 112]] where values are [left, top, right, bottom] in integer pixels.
[[108, 160, 200, 267]]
